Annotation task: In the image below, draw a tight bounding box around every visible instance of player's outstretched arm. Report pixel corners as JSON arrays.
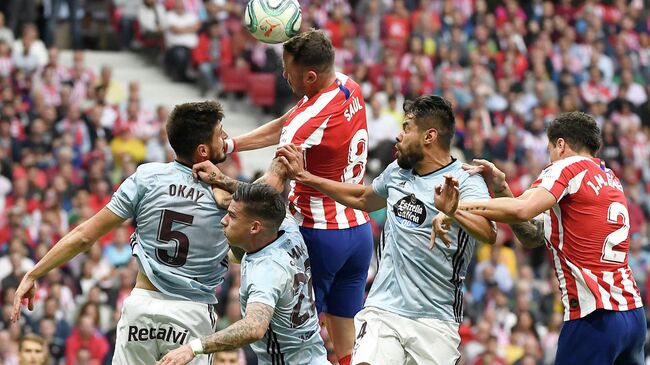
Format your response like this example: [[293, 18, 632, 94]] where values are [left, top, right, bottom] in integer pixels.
[[434, 175, 497, 244], [157, 303, 274, 365], [463, 159, 546, 248], [227, 106, 295, 152], [12, 208, 125, 322], [454, 188, 556, 224], [276, 144, 386, 212]]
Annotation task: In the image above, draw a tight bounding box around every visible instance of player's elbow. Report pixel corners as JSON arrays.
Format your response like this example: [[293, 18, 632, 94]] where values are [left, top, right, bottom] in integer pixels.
[[485, 225, 497, 245], [514, 205, 537, 222], [250, 325, 267, 342]]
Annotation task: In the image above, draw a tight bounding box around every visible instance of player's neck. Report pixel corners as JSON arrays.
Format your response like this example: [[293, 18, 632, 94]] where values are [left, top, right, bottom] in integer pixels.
[[306, 72, 336, 98], [414, 151, 453, 176], [175, 158, 194, 169], [246, 232, 280, 254]]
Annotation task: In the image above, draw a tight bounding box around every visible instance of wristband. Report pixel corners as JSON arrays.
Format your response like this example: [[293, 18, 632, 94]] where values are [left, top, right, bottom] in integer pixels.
[[189, 338, 204, 356], [223, 138, 236, 154]]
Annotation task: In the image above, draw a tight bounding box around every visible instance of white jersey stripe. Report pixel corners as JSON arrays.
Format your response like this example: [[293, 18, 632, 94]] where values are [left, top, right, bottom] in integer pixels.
[[582, 268, 613, 310], [620, 267, 644, 308], [353, 208, 367, 226], [309, 197, 327, 229], [603, 271, 628, 310], [280, 88, 340, 147], [301, 116, 330, 148], [538, 156, 593, 191], [549, 244, 571, 321], [552, 205, 565, 251], [334, 201, 350, 229], [564, 259, 597, 317]]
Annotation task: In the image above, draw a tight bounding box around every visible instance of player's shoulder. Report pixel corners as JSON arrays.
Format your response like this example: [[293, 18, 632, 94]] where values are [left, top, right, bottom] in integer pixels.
[[538, 156, 595, 179], [134, 161, 174, 176], [381, 160, 402, 176]]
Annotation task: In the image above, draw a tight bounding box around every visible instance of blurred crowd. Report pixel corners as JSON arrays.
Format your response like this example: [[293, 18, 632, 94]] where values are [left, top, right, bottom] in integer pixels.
[[1, 0, 650, 365]]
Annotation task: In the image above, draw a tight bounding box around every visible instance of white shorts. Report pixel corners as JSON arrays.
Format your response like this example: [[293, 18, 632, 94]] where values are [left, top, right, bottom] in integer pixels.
[[351, 307, 460, 365], [112, 288, 218, 365]]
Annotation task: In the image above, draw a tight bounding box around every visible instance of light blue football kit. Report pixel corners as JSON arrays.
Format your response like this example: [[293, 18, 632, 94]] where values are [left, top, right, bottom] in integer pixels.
[[352, 159, 491, 365], [107, 161, 230, 365], [240, 218, 328, 365]]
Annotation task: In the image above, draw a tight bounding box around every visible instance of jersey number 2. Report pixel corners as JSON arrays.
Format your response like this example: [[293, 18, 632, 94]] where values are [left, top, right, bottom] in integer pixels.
[[601, 202, 629, 264], [156, 209, 194, 267], [290, 258, 316, 327]]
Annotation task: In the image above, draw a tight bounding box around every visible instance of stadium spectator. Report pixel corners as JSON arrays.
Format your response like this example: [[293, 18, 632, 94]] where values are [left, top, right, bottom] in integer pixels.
[[164, 0, 200, 82]]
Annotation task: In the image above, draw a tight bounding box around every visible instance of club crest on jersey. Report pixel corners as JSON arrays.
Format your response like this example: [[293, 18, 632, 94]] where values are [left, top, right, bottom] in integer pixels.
[[393, 194, 426, 227]]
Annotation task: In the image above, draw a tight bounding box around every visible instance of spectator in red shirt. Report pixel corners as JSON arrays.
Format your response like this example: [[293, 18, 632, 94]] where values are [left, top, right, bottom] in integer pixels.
[[65, 315, 109, 365]]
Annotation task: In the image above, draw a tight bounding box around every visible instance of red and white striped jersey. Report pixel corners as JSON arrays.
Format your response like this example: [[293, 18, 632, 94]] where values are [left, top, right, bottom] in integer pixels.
[[280, 72, 369, 229], [531, 156, 643, 321]]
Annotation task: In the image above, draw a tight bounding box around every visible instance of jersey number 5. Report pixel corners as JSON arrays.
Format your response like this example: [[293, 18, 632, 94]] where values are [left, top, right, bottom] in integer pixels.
[[601, 202, 629, 264], [156, 209, 194, 267]]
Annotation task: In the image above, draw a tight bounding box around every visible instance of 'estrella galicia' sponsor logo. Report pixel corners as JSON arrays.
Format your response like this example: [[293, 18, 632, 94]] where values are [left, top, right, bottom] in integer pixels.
[[128, 325, 188, 344], [393, 194, 427, 227]]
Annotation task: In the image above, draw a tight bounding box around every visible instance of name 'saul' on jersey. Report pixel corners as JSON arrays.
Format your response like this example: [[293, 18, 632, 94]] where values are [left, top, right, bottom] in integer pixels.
[[344, 96, 363, 122]]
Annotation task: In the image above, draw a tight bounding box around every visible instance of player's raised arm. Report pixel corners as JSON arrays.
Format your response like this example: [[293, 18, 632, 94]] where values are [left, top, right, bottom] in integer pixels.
[[157, 303, 273, 365], [12, 208, 125, 321], [277, 144, 386, 212], [223, 106, 296, 153]]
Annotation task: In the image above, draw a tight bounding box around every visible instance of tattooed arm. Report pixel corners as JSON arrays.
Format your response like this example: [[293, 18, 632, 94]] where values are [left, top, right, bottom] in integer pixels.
[[201, 303, 273, 353], [509, 218, 545, 249], [495, 188, 546, 249], [157, 303, 273, 364]]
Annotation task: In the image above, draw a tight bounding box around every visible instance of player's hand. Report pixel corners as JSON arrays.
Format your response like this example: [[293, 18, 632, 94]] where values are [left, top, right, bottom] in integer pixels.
[[434, 174, 460, 216], [276, 144, 306, 181], [11, 273, 37, 322], [192, 160, 224, 186], [157, 344, 194, 365], [430, 212, 453, 249], [462, 159, 508, 196]]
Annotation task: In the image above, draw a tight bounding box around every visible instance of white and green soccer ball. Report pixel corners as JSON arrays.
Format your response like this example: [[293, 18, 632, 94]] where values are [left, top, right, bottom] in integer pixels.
[[244, 0, 302, 44]]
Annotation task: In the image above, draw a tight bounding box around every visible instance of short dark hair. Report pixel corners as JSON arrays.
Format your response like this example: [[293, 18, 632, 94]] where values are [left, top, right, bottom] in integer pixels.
[[232, 183, 285, 231], [547, 112, 601, 155], [283, 29, 334, 73], [19, 333, 45, 351], [166, 101, 224, 160], [403, 95, 455, 149]]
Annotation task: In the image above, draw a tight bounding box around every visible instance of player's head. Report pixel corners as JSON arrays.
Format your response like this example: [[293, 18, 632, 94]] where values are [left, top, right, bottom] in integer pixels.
[[396, 95, 455, 169], [282, 29, 334, 97], [221, 183, 286, 249], [18, 333, 46, 365], [166, 101, 227, 165], [213, 349, 239, 364], [547, 111, 602, 162]]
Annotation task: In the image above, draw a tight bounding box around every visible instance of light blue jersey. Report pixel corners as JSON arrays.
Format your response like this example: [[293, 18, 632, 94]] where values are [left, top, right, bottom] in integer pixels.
[[367, 159, 490, 322], [240, 219, 327, 365], [106, 161, 229, 304]]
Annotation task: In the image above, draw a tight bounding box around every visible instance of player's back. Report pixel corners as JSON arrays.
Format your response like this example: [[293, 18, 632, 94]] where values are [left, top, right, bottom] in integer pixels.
[[107, 161, 229, 304], [239, 219, 327, 365], [532, 156, 642, 320], [280, 72, 369, 229]]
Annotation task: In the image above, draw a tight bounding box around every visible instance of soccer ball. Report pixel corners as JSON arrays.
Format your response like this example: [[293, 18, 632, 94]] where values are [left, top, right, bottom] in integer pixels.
[[244, 0, 302, 44]]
